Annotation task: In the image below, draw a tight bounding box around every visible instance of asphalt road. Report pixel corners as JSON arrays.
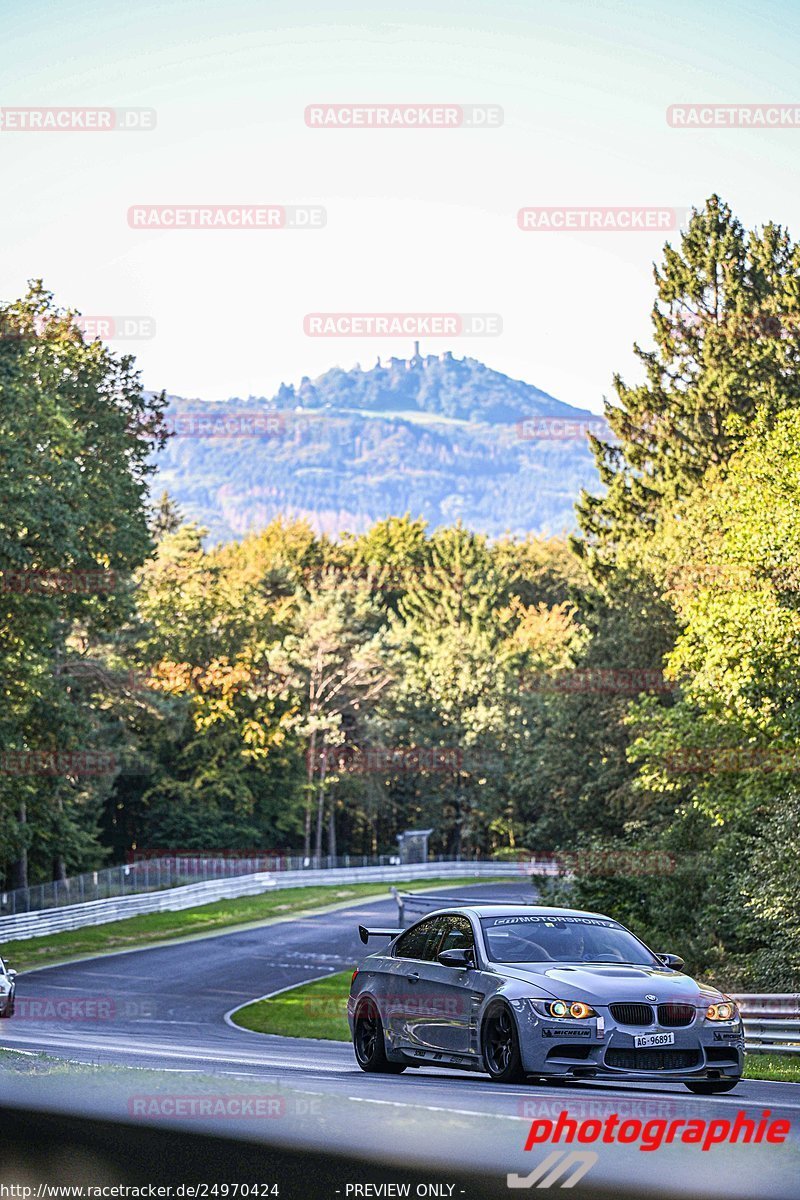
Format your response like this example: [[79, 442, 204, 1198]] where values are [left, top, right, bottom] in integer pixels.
[[1, 882, 799, 1198]]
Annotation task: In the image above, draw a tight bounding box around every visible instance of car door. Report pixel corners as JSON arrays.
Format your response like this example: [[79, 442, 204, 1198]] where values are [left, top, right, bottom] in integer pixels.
[[396, 914, 479, 1057], [383, 916, 447, 1049]]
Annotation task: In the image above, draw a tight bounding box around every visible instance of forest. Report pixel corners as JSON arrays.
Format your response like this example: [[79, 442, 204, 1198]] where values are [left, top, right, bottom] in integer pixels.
[[2, 194, 799, 989]]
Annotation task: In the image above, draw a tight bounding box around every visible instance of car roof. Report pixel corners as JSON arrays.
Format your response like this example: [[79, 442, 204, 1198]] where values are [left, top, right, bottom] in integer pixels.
[[425, 904, 615, 921]]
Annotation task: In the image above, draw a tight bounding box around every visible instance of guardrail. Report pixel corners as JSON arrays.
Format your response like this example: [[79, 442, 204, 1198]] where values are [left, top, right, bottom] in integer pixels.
[[392, 893, 800, 1057], [0, 852, 455, 916], [392, 874, 548, 924], [732, 993, 800, 1056], [0, 849, 625, 919], [0, 861, 521, 945]]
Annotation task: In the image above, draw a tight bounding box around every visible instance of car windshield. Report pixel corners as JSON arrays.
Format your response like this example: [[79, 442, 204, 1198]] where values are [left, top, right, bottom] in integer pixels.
[[480, 914, 660, 965]]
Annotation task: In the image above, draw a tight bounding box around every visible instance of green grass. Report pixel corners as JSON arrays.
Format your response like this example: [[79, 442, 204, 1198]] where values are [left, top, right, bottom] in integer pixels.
[[234, 970, 352, 1040], [744, 1053, 800, 1082], [5, 876, 510, 974]]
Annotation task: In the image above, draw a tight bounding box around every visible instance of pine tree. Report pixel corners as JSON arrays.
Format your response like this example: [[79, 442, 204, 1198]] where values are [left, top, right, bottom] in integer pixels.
[[576, 194, 800, 574]]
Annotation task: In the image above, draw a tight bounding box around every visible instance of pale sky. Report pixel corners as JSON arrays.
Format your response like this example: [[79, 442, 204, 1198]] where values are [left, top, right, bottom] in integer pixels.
[[2, 0, 800, 411]]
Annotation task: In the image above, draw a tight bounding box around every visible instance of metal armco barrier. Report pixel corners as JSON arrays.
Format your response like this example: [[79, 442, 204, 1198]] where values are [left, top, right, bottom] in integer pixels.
[[0, 861, 521, 944], [1, 852, 441, 917], [393, 874, 551, 924], [732, 993, 800, 1055]]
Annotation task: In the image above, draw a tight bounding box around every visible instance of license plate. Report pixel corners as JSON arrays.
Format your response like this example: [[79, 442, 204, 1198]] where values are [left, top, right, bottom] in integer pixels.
[[634, 1032, 675, 1048]]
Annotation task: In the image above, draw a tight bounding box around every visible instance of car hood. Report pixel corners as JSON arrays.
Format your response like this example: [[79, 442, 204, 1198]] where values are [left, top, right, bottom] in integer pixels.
[[495, 962, 724, 1006]]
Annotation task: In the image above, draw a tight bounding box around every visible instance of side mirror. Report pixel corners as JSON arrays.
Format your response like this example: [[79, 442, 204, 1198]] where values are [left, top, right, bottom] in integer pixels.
[[659, 953, 685, 971], [438, 948, 473, 968], [5, 969, 16, 980]]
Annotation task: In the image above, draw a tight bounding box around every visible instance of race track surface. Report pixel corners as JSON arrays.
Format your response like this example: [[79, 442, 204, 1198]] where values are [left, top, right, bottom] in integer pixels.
[[1, 883, 798, 1198]]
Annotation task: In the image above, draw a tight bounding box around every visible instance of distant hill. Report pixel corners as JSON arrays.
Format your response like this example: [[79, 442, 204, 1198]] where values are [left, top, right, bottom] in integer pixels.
[[153, 349, 606, 541]]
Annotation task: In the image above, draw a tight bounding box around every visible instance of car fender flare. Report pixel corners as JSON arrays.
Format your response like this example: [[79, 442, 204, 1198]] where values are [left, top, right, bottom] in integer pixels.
[[479, 997, 521, 1058], [353, 990, 384, 1025]]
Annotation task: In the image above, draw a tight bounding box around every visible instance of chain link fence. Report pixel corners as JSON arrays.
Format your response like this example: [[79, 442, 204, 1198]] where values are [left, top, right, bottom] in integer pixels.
[[0, 852, 473, 917]]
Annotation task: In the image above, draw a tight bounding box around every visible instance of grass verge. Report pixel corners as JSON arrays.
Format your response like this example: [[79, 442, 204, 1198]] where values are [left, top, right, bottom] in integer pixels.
[[234, 976, 800, 1083], [5, 877, 510, 974], [744, 1053, 800, 1083], [234, 970, 352, 1040]]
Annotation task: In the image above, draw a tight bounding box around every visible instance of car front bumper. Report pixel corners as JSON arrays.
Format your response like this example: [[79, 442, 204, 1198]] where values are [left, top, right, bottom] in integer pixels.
[[512, 1003, 745, 1081]]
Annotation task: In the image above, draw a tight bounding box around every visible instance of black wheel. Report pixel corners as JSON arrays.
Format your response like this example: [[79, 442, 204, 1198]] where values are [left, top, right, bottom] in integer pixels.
[[0, 1000, 13, 1019], [353, 999, 405, 1074], [482, 1001, 526, 1084], [685, 1079, 740, 1094]]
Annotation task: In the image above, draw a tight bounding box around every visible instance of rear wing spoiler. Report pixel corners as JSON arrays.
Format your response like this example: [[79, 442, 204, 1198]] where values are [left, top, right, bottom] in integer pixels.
[[358, 925, 403, 944]]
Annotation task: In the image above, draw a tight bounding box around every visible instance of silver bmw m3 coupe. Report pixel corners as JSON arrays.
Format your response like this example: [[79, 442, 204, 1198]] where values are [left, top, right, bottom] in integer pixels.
[[348, 905, 744, 1093]]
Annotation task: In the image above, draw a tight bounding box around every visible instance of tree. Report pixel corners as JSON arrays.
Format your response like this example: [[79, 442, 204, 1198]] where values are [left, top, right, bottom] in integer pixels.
[[381, 526, 582, 856], [0, 283, 166, 887], [623, 409, 800, 986], [149, 491, 183, 540], [576, 194, 800, 573], [265, 571, 392, 858], [112, 520, 313, 856], [533, 196, 800, 876]]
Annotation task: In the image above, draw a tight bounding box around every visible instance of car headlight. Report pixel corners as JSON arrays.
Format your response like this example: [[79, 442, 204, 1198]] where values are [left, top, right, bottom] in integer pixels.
[[706, 1000, 738, 1021], [534, 999, 597, 1020]]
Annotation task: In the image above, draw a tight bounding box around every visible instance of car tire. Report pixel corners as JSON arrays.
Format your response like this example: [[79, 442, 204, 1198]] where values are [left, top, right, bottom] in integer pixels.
[[482, 1001, 526, 1084], [353, 999, 405, 1074], [685, 1079, 741, 1094]]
